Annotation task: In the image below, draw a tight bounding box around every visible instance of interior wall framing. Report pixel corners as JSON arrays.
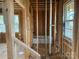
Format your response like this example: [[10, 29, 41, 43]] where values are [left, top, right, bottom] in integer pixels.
[[72, 0, 79, 59], [3, 0, 15, 59], [57, 0, 63, 53]]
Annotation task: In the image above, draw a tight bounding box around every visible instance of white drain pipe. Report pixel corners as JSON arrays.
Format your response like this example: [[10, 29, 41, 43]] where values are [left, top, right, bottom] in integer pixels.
[[49, 0, 52, 54]]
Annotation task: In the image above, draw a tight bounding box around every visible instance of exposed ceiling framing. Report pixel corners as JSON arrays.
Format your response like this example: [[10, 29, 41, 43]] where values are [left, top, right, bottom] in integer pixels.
[[31, 0, 55, 10], [0, 0, 22, 11]]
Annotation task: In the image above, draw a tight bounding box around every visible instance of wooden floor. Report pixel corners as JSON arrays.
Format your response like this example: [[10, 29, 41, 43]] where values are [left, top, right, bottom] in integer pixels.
[[0, 43, 25, 59], [0, 43, 68, 59], [32, 44, 68, 59], [0, 44, 7, 59]]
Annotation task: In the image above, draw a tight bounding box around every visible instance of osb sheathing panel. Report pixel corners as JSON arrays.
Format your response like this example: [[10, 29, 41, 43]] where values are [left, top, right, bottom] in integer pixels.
[[63, 41, 72, 59], [0, 33, 20, 43], [0, 33, 6, 43]]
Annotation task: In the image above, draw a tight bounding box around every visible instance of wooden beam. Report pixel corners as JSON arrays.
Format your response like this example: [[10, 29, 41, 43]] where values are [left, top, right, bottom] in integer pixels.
[[15, 0, 26, 9], [36, 0, 39, 52], [57, 0, 63, 54], [54, 0, 57, 49], [21, 9, 27, 43], [45, 0, 48, 56], [2, 0, 15, 59], [14, 38, 41, 59], [19, 0, 33, 58], [32, 8, 50, 11], [72, 0, 78, 59]]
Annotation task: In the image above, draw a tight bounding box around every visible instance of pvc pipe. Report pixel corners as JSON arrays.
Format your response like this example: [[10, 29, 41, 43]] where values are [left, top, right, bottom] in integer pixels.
[[49, 0, 52, 54]]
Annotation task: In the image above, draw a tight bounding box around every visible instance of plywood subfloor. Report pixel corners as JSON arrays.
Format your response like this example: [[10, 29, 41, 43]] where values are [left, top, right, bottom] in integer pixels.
[[0, 44, 7, 59], [0, 43, 68, 59], [32, 44, 68, 59], [0, 43, 25, 59]]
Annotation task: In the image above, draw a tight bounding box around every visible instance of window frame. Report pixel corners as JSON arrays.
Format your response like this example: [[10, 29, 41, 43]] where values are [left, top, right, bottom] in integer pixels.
[[63, 0, 74, 41], [0, 14, 19, 33], [13, 15, 19, 32], [0, 15, 6, 33]]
